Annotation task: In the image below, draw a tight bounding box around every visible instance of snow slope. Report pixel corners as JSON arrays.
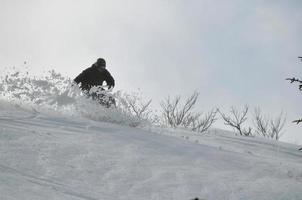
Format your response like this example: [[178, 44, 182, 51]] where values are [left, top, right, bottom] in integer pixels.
[[1, 101, 302, 200], [0, 70, 302, 200]]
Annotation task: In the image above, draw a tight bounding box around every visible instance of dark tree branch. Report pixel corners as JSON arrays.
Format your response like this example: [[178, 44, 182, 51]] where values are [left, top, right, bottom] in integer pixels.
[[286, 77, 302, 84], [293, 119, 302, 124], [219, 105, 252, 136], [287, 57, 302, 127], [254, 107, 269, 137], [160, 92, 216, 133]]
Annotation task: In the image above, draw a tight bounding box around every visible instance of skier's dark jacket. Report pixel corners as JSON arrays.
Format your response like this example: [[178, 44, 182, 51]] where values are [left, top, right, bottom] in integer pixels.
[[74, 63, 115, 92]]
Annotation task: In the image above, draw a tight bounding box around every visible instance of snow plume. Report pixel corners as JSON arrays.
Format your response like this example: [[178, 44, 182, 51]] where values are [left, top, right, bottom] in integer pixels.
[[0, 68, 150, 127]]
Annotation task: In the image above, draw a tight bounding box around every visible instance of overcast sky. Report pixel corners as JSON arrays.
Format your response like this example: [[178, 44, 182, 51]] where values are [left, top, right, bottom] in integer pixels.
[[1, 0, 302, 144]]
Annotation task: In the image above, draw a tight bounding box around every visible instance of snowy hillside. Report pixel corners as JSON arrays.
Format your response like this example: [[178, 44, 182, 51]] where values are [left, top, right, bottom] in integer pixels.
[[0, 70, 302, 200], [1, 100, 302, 200]]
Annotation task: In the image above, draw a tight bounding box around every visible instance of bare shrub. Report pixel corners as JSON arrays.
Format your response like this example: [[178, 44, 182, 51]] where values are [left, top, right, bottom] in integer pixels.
[[115, 90, 156, 126], [254, 107, 269, 137], [160, 92, 217, 133], [190, 109, 218, 133], [253, 108, 286, 140], [270, 112, 286, 140], [219, 105, 252, 136], [160, 92, 198, 128]]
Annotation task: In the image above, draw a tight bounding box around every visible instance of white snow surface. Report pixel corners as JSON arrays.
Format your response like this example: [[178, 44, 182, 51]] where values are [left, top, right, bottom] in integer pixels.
[[0, 70, 302, 200], [1, 102, 302, 200]]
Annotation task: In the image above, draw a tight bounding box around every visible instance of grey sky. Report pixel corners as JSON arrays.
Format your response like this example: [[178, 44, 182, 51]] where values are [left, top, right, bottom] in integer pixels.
[[1, 0, 301, 143]]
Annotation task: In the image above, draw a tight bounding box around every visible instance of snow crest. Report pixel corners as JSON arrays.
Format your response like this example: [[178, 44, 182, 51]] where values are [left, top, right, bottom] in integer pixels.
[[0, 69, 145, 126]]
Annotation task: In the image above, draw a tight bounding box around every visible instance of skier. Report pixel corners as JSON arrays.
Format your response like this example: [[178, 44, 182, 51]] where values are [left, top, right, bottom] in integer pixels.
[[74, 58, 116, 107]]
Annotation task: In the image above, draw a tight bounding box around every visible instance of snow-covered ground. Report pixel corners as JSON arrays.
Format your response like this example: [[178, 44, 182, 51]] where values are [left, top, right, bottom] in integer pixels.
[[0, 70, 302, 200], [1, 100, 302, 200]]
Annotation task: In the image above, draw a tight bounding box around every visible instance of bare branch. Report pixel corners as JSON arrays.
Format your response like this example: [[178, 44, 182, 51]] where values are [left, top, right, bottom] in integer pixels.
[[270, 112, 286, 140], [116, 91, 154, 124], [253, 108, 286, 140], [191, 109, 218, 133], [287, 57, 301, 125], [219, 105, 252, 136], [293, 119, 302, 124], [160, 92, 216, 133], [286, 77, 302, 84], [160, 92, 199, 128], [286, 77, 302, 90], [253, 107, 269, 137]]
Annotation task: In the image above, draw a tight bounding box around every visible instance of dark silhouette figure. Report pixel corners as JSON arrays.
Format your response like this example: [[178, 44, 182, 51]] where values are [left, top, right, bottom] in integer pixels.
[[74, 58, 116, 107], [74, 58, 115, 91]]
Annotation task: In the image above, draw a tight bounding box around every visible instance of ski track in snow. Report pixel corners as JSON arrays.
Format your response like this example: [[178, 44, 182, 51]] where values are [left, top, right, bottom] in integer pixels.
[[0, 103, 302, 200]]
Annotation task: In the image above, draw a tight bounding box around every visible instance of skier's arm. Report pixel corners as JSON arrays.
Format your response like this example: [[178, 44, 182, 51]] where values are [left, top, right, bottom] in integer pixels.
[[74, 68, 91, 84], [104, 70, 115, 89], [74, 73, 83, 84]]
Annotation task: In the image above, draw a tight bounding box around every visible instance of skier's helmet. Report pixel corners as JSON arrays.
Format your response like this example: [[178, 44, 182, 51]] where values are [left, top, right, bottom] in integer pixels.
[[96, 58, 106, 68]]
